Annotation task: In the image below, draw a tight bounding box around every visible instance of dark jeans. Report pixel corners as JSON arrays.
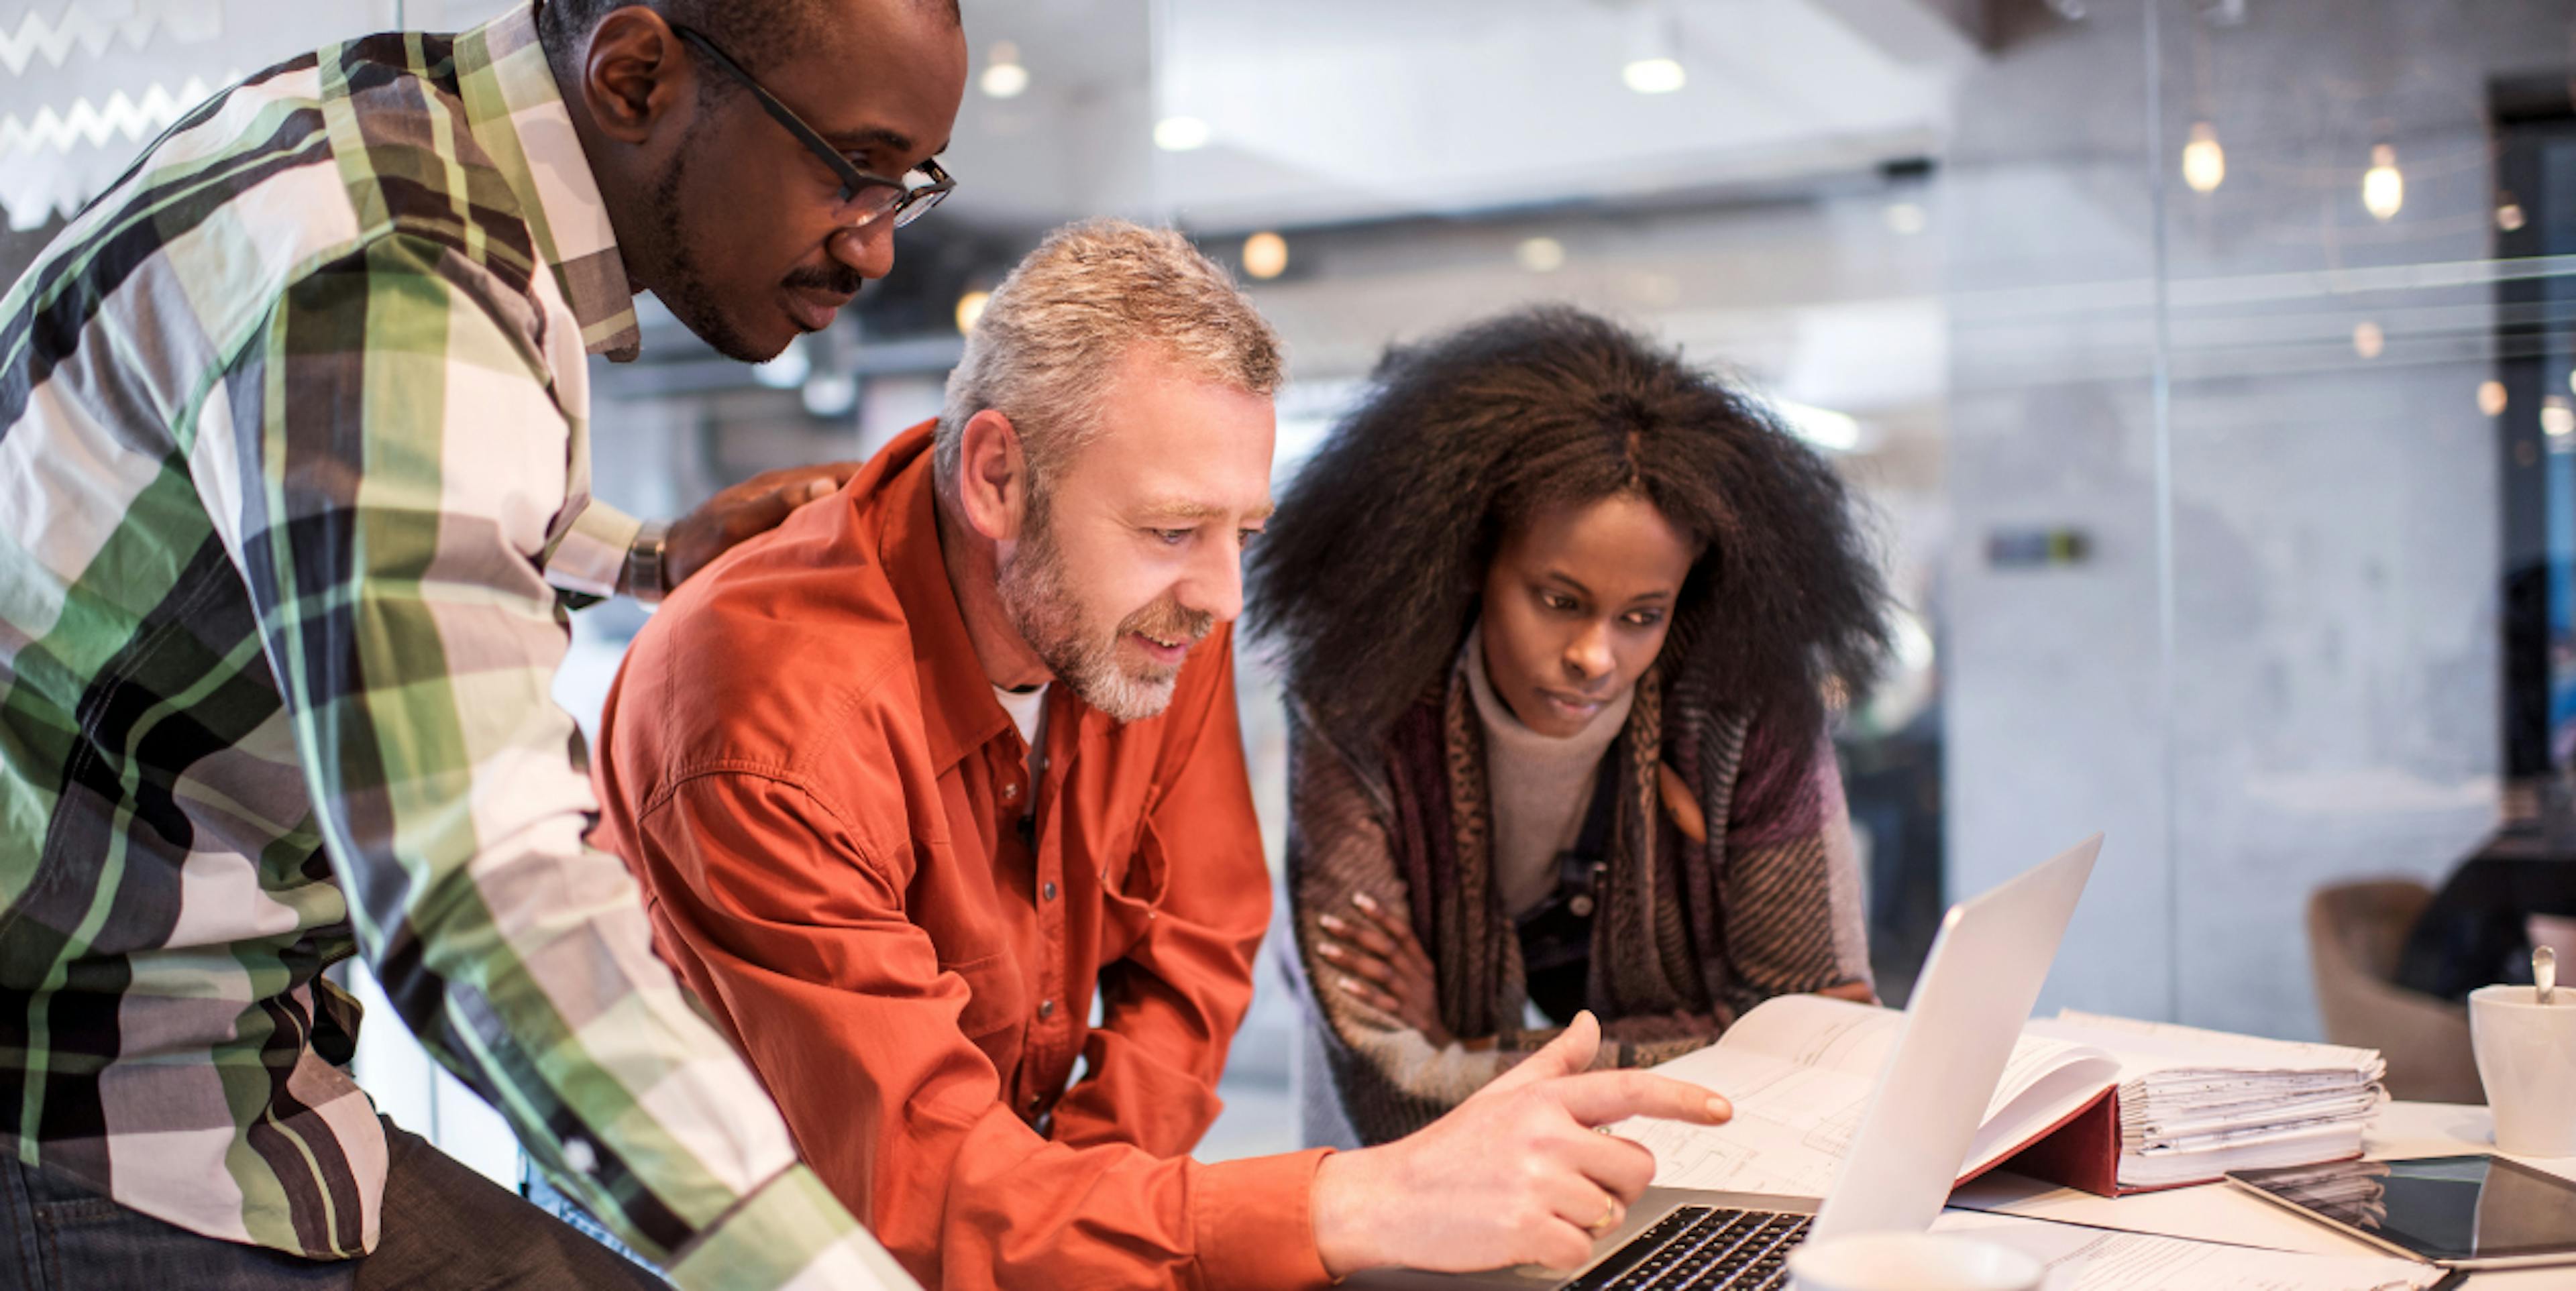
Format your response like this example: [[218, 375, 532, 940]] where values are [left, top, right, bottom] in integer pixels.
[[0, 1117, 668, 1290]]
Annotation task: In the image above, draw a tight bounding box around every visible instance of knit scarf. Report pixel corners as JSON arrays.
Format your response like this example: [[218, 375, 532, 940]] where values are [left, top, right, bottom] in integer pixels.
[[1381, 651, 1750, 1058]]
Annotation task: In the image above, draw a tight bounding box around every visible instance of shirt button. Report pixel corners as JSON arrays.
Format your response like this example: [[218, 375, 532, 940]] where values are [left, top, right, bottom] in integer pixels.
[[1041, 881, 1057, 902], [1000, 780, 1020, 803], [563, 1137, 598, 1176], [1038, 998, 1057, 1020]]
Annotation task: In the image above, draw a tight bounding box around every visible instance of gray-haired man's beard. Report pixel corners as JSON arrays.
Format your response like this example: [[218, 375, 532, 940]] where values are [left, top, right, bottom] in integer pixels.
[[998, 518, 1214, 722]]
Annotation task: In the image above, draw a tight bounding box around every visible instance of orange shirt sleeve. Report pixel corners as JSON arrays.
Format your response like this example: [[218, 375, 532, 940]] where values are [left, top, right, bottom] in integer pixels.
[[1049, 635, 1273, 1161], [629, 764, 1332, 1291]]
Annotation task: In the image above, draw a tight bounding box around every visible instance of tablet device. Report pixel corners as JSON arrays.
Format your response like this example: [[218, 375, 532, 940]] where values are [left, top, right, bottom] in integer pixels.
[[2226, 1154, 2576, 1270]]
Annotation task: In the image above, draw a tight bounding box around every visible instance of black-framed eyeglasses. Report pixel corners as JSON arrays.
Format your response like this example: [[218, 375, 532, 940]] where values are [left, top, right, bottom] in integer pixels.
[[670, 24, 955, 231]]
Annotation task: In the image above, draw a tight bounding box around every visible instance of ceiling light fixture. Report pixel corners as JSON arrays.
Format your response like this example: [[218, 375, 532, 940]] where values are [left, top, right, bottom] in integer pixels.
[[1622, 58, 1686, 94], [955, 290, 991, 335], [1242, 231, 1287, 280], [2362, 144, 2402, 221], [1153, 115, 1210, 152], [2479, 380, 2508, 417], [1776, 400, 1862, 453], [2351, 321, 2383, 359], [979, 41, 1029, 99], [1516, 236, 1566, 273], [1621, 3, 1686, 95], [2546, 397, 2576, 440], [2182, 121, 2225, 193], [2499, 201, 2527, 233]]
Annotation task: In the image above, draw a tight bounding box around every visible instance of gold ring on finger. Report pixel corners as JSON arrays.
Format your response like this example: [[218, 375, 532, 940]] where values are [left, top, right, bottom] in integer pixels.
[[1588, 1196, 1623, 1234]]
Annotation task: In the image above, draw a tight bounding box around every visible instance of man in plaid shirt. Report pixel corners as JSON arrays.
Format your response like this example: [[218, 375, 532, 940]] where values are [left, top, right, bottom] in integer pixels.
[[0, 0, 963, 1284]]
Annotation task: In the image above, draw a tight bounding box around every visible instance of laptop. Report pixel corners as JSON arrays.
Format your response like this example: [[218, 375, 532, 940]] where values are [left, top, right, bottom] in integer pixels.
[[1350, 834, 2103, 1291]]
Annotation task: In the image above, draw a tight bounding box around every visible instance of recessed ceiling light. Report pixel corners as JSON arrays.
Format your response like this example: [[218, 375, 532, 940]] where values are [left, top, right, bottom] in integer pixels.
[[979, 42, 1029, 99], [1776, 399, 1862, 452], [1621, 57, 1686, 94], [1154, 116, 1211, 152]]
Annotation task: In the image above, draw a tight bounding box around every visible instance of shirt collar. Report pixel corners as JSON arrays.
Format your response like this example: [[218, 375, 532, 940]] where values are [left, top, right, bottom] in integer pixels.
[[453, 2, 643, 361], [875, 429, 1021, 775]]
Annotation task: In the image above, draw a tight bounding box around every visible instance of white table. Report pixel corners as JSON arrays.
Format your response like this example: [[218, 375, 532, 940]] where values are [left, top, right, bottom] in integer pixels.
[[1950, 1102, 2576, 1287]]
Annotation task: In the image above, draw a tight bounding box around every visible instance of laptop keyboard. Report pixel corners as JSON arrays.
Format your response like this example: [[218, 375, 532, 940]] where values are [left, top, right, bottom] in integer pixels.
[[1563, 1206, 1809, 1290]]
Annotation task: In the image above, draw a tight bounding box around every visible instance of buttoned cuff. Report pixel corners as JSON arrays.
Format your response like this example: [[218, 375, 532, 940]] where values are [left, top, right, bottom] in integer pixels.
[[665, 1165, 918, 1291], [545, 498, 645, 600], [1193, 1147, 1336, 1291]]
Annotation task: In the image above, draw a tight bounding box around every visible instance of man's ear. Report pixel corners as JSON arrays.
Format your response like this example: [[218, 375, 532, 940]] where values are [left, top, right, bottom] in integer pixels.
[[578, 7, 695, 146], [955, 409, 1030, 544]]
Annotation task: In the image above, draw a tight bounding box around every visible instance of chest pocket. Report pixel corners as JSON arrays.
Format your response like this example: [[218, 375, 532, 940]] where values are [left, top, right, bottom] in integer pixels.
[[941, 948, 1029, 1071], [1097, 807, 1173, 961]]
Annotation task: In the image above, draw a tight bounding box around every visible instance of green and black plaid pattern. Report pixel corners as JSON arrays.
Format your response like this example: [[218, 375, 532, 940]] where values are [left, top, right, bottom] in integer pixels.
[[0, 7, 908, 1286]]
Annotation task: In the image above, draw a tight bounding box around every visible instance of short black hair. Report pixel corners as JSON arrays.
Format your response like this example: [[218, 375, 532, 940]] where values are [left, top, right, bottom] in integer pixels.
[[536, 0, 959, 82], [1247, 306, 1890, 749]]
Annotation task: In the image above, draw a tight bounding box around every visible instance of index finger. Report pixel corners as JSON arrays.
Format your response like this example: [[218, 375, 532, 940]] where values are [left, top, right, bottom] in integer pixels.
[[1349, 891, 1420, 948], [1542, 1069, 1731, 1129]]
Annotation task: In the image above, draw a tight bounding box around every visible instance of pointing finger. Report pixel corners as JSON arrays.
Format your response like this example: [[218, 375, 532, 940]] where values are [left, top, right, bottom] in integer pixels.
[[1543, 1068, 1731, 1129]]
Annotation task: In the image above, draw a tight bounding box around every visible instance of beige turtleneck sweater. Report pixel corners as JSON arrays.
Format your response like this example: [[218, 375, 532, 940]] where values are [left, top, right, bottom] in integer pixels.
[[1464, 625, 1635, 919]]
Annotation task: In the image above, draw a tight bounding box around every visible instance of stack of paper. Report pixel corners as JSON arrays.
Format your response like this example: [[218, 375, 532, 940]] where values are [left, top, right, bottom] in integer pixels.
[[1609, 996, 2392, 1202], [2033, 1010, 2388, 1189]]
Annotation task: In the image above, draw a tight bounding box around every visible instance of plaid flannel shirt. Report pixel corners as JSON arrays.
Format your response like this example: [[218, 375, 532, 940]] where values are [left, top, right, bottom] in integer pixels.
[[0, 6, 910, 1286]]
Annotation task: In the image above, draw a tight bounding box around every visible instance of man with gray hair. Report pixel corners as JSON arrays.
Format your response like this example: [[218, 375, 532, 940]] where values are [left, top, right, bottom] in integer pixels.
[[591, 220, 1731, 1287]]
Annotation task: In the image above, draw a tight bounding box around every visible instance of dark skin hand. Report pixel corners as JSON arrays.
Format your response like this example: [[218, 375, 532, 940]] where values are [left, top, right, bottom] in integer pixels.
[[1320, 892, 1464, 1048], [664, 461, 861, 589], [1319, 898, 1875, 1050]]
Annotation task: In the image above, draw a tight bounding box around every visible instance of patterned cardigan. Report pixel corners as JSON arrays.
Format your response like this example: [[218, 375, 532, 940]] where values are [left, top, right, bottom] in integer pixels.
[[1285, 649, 1872, 1145]]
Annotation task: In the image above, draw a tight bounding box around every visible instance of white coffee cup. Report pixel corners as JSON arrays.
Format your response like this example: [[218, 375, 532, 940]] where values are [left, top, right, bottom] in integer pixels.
[[2470, 984, 2576, 1158], [1787, 1232, 2044, 1291]]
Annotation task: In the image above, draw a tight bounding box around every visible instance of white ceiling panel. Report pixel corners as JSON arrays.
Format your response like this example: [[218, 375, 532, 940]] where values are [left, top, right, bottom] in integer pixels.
[[939, 0, 1970, 232]]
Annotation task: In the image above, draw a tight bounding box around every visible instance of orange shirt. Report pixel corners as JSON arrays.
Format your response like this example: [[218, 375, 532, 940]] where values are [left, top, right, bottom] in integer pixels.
[[591, 425, 1331, 1289]]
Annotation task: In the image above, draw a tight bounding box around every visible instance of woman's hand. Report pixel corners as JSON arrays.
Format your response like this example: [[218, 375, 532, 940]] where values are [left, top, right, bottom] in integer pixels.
[[1815, 980, 1878, 1005], [1318, 892, 1460, 1048]]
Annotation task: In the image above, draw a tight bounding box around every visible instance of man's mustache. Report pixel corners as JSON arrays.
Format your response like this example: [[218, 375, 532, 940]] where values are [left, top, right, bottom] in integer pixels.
[[1123, 600, 1215, 647], [784, 264, 866, 297]]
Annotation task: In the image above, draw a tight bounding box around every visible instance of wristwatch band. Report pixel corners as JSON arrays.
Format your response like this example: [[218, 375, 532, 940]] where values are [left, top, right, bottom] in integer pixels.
[[627, 520, 672, 606]]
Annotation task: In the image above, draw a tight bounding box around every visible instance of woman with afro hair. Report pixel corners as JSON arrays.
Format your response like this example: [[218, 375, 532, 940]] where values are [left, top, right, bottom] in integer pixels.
[[1246, 306, 1892, 1145]]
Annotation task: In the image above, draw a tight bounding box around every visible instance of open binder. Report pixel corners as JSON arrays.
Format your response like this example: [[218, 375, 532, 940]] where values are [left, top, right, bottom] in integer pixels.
[[1611, 997, 2387, 1200]]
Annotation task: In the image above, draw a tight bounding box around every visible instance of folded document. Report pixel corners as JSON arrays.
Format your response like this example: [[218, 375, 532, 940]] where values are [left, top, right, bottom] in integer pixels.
[[1607, 996, 2387, 1199]]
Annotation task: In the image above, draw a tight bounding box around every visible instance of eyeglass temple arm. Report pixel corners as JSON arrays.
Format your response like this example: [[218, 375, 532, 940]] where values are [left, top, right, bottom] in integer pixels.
[[670, 25, 899, 202]]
